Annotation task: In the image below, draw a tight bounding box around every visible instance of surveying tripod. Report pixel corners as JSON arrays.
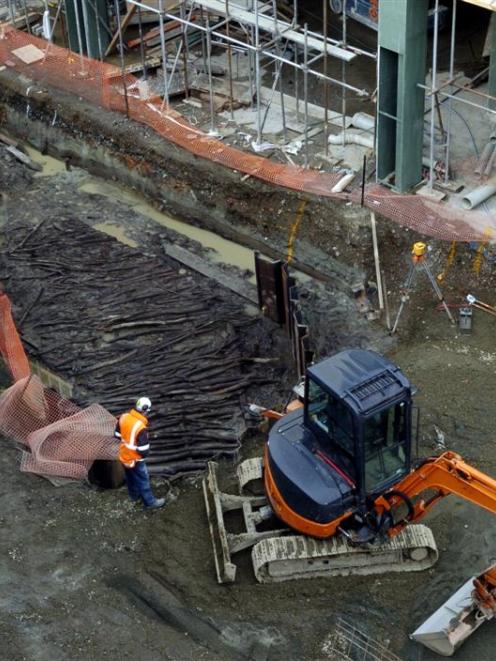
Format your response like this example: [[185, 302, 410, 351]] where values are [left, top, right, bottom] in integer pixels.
[[391, 242, 455, 334]]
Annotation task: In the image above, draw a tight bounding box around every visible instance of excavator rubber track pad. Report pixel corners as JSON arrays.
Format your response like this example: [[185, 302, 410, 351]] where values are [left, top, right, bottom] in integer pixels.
[[252, 524, 438, 583]]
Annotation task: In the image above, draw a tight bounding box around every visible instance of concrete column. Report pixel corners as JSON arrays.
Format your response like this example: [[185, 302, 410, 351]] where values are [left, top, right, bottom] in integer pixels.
[[65, 0, 109, 59], [488, 13, 496, 111], [377, 0, 428, 192]]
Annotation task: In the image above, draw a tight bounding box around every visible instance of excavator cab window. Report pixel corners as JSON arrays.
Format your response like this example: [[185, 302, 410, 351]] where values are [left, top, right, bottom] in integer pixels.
[[306, 378, 356, 478], [362, 402, 409, 493]]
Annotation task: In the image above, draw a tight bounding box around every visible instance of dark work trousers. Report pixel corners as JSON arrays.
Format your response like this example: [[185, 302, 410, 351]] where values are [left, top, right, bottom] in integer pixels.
[[124, 461, 156, 507]]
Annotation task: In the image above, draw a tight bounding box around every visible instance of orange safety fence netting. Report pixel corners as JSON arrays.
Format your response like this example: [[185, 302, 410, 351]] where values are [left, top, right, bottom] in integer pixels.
[[0, 25, 346, 197], [0, 293, 30, 382], [0, 291, 118, 481], [1, 25, 493, 242], [353, 185, 493, 243]]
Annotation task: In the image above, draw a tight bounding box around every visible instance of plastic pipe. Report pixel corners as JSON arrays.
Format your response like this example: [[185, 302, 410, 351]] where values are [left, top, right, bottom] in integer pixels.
[[462, 182, 496, 209], [474, 140, 496, 175], [351, 112, 375, 131], [328, 132, 374, 148], [331, 172, 355, 193]]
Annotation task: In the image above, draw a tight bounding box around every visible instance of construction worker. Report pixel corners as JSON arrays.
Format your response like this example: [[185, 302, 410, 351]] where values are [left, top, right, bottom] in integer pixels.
[[115, 397, 165, 509]]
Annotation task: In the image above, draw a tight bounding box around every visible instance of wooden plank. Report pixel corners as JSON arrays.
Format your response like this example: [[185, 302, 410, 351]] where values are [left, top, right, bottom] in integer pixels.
[[105, 4, 137, 58], [5, 145, 43, 171], [2, 10, 41, 30], [461, 0, 496, 10], [0, 131, 22, 148], [186, 0, 356, 61], [163, 243, 258, 303]]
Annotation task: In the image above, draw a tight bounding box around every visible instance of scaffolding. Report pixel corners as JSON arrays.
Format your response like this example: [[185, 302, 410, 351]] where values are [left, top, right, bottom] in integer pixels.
[[4, 0, 496, 222], [72, 0, 496, 193], [15, 0, 374, 167], [110, 0, 376, 166], [423, 0, 496, 192]]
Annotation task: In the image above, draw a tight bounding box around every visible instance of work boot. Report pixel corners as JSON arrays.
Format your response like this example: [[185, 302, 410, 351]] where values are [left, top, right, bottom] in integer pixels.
[[145, 497, 166, 510]]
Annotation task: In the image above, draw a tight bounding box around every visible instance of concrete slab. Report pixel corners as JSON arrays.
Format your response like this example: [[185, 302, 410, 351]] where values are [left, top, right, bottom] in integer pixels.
[[415, 185, 447, 202]]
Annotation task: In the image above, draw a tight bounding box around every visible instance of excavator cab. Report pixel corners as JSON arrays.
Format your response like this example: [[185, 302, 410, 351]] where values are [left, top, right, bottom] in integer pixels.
[[265, 349, 414, 539]]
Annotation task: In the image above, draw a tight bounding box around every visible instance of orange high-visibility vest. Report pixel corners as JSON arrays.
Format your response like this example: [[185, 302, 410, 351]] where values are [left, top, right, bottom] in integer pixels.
[[118, 409, 148, 468]]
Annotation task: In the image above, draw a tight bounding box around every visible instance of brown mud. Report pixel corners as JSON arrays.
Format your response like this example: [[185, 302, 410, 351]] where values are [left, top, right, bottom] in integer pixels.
[[2, 127, 496, 661]]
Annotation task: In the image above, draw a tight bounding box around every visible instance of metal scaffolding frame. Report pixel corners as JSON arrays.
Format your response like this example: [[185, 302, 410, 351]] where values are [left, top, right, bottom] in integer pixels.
[[119, 0, 375, 163], [7, 0, 496, 185], [422, 0, 496, 189]]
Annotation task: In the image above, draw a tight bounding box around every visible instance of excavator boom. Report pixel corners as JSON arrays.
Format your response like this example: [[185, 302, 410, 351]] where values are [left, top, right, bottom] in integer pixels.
[[381, 451, 496, 536]]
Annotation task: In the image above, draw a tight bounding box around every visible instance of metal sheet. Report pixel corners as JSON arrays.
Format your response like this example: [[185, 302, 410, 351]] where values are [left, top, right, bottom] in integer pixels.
[[254, 252, 284, 323], [410, 578, 482, 657]]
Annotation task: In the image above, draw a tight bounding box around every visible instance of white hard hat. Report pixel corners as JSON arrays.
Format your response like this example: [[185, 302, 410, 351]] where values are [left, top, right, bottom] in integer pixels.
[[136, 397, 152, 413]]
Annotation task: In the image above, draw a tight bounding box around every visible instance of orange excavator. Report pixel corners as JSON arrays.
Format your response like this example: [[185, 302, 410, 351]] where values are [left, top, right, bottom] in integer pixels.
[[203, 349, 496, 585]]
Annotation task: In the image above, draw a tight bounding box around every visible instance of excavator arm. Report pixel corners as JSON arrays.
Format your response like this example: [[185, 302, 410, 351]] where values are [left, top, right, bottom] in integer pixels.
[[376, 451, 496, 537]]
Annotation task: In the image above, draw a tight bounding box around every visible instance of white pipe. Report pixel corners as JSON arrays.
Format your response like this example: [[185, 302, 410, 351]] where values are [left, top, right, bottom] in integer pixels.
[[331, 172, 355, 193], [422, 156, 438, 169], [328, 132, 374, 148], [350, 112, 375, 131], [462, 182, 496, 209]]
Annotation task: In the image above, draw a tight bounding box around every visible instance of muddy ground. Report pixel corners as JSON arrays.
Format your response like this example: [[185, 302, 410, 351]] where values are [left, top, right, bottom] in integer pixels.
[[2, 140, 496, 661]]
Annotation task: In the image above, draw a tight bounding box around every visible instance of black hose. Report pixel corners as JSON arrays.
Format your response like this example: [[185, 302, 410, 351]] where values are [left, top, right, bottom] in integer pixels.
[[383, 489, 415, 526]]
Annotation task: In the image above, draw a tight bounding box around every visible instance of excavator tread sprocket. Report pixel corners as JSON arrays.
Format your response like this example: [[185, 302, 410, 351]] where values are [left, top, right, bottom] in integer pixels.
[[252, 524, 438, 583]]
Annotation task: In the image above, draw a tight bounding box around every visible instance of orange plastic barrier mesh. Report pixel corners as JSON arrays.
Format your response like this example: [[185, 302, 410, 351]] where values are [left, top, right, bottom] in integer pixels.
[[1, 25, 492, 242], [0, 291, 118, 480], [0, 25, 345, 197], [0, 293, 30, 382], [0, 376, 118, 479], [354, 185, 491, 243]]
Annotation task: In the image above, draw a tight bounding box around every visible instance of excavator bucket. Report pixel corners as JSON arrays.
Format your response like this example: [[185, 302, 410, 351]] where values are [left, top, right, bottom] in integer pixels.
[[410, 577, 487, 656]]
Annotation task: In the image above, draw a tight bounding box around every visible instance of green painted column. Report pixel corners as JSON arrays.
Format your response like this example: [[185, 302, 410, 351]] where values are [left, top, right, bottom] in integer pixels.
[[377, 0, 428, 192], [489, 13, 496, 111], [65, 0, 110, 60]]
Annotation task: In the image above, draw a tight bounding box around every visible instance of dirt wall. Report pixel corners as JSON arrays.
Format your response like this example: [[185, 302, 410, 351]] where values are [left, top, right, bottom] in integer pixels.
[[0, 69, 375, 292]]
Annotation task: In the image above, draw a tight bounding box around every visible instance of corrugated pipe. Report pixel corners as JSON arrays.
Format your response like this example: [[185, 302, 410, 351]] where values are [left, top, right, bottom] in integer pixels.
[[328, 132, 374, 148], [462, 180, 496, 210], [475, 139, 496, 175]]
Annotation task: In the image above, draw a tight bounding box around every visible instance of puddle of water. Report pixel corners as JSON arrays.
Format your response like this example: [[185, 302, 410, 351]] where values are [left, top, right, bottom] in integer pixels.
[[24, 145, 67, 177], [94, 222, 138, 248], [79, 180, 261, 278], [21, 140, 311, 286]]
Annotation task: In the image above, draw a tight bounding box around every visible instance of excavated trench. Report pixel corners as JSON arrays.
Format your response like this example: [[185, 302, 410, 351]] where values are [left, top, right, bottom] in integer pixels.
[[3, 84, 496, 661]]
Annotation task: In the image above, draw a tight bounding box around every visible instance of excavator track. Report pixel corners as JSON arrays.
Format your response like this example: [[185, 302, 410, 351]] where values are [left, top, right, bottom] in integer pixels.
[[252, 524, 438, 583]]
